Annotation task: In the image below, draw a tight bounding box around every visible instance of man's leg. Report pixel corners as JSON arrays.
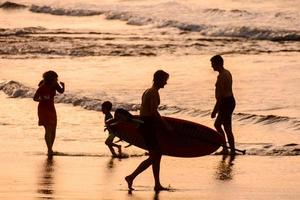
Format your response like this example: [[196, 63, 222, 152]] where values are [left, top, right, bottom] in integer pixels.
[[214, 116, 228, 154], [224, 121, 235, 155], [125, 155, 153, 190]]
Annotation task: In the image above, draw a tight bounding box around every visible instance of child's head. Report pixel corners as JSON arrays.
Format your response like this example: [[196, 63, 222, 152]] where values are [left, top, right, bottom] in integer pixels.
[[101, 101, 112, 114], [42, 70, 58, 86]]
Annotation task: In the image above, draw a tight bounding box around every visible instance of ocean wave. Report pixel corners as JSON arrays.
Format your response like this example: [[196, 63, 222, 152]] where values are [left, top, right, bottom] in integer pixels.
[[245, 143, 300, 156], [0, 1, 27, 9], [0, 27, 299, 58], [0, 80, 139, 111], [1, 80, 299, 131], [207, 26, 300, 41], [29, 5, 103, 16], [0, 80, 34, 98], [1, 2, 299, 42], [24, 4, 300, 42], [214, 143, 300, 156], [0, 28, 159, 57], [203, 8, 252, 16], [235, 113, 300, 130], [0, 27, 47, 36]]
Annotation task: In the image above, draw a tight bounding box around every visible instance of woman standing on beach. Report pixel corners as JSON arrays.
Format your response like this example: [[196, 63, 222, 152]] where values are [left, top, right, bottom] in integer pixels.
[[33, 70, 65, 156]]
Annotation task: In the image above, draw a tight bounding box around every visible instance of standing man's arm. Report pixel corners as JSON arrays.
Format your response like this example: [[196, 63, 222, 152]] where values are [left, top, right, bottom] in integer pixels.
[[33, 88, 41, 102], [211, 100, 220, 118]]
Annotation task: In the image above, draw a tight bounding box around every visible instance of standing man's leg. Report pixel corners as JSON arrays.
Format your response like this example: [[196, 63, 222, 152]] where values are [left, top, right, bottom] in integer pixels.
[[224, 119, 235, 154], [214, 116, 228, 154], [224, 97, 236, 154]]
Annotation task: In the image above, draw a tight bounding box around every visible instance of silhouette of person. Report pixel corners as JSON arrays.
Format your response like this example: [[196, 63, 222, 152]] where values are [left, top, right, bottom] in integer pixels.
[[33, 70, 65, 156], [101, 101, 122, 157], [216, 154, 235, 180], [37, 157, 56, 198], [210, 55, 236, 155], [125, 70, 170, 191]]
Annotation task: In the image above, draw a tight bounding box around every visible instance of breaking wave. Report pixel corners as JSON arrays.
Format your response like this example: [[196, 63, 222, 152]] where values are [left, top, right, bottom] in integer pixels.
[[0, 80, 139, 111], [1, 80, 299, 131], [1, 2, 299, 42], [0, 1, 27, 9], [235, 113, 300, 130], [27, 4, 300, 42], [0, 27, 299, 58], [241, 143, 300, 156], [29, 5, 103, 16]]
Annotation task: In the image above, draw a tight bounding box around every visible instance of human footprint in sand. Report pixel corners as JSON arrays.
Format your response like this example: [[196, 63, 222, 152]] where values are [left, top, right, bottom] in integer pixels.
[[125, 70, 171, 191], [102, 101, 122, 157], [33, 70, 65, 156]]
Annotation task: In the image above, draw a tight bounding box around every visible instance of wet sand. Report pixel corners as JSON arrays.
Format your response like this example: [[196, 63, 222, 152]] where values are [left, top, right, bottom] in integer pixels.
[[0, 93, 299, 200], [1, 152, 300, 200]]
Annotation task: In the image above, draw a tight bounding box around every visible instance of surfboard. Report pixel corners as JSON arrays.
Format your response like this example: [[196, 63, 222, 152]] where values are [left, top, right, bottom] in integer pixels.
[[107, 115, 225, 158]]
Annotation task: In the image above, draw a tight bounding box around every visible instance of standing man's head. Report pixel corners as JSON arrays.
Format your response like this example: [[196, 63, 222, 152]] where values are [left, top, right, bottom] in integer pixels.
[[153, 70, 169, 89], [101, 101, 112, 114], [210, 55, 224, 72]]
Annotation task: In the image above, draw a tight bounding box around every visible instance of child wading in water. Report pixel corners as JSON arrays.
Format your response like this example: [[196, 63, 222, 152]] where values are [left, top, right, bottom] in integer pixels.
[[101, 101, 122, 157]]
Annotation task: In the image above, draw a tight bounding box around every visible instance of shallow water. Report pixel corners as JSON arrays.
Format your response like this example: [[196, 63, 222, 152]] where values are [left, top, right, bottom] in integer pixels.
[[1, 94, 300, 200]]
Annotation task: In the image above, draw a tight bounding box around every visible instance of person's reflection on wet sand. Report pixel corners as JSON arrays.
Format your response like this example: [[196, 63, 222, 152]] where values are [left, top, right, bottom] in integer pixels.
[[107, 157, 115, 169], [216, 154, 235, 180], [37, 157, 56, 199], [154, 190, 160, 200], [127, 189, 161, 200]]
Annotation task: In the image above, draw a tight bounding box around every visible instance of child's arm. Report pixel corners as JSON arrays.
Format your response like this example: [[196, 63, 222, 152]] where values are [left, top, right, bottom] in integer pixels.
[[124, 143, 132, 148], [114, 138, 122, 143], [56, 82, 65, 93], [33, 88, 41, 102]]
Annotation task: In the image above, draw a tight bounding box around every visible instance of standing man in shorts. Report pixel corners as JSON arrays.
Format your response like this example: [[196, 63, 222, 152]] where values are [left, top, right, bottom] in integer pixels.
[[125, 70, 170, 191], [210, 55, 236, 155]]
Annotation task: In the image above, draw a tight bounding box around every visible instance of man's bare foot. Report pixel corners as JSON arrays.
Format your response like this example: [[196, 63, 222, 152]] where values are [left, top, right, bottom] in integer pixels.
[[216, 148, 229, 155], [112, 153, 119, 158], [230, 150, 236, 156], [47, 150, 53, 157], [154, 185, 169, 191], [118, 145, 122, 154], [125, 176, 134, 190]]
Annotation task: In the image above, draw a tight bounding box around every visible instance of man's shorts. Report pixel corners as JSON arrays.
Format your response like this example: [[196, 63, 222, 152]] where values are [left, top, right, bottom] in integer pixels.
[[216, 96, 236, 125]]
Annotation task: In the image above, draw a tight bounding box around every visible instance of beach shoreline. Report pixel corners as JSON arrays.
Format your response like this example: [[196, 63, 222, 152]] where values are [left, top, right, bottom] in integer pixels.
[[0, 94, 299, 200]]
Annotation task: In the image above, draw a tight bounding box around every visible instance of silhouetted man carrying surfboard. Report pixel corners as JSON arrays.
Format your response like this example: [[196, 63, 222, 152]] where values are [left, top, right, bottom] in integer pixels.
[[210, 55, 236, 155], [125, 70, 170, 191]]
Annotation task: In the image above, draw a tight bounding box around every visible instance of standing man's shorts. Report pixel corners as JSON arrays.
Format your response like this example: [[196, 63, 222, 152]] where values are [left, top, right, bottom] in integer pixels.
[[216, 96, 235, 125]]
